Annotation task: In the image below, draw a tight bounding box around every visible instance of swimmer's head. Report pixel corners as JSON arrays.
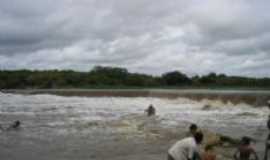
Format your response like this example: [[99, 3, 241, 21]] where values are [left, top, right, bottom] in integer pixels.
[[14, 120, 20, 128]]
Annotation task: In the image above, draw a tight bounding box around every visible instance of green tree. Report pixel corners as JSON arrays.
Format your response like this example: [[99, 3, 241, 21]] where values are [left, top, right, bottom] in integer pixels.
[[162, 71, 191, 86]]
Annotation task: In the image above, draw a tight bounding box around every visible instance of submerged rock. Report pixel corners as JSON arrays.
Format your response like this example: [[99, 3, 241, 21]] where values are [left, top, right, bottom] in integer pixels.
[[236, 112, 258, 117], [202, 129, 240, 147], [202, 104, 212, 110], [219, 135, 240, 146]]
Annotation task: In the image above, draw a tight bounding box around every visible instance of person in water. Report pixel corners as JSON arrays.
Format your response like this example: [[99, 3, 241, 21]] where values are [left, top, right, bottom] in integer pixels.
[[265, 101, 270, 160], [7, 120, 21, 130], [145, 104, 156, 116], [267, 115, 270, 131], [234, 136, 258, 160], [168, 132, 204, 160], [12, 120, 21, 129], [201, 145, 216, 160]]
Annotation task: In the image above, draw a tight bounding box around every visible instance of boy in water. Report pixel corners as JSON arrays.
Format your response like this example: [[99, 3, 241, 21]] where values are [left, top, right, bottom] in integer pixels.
[[145, 104, 156, 117], [234, 136, 258, 160], [267, 115, 270, 131], [7, 120, 21, 130], [12, 120, 21, 129], [168, 132, 204, 160]]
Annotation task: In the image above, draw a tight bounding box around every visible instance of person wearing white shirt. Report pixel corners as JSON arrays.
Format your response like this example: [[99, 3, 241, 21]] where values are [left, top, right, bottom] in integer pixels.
[[168, 132, 203, 160]]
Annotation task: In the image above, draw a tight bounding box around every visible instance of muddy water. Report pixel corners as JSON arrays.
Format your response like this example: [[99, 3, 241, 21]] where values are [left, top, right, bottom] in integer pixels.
[[0, 91, 269, 160]]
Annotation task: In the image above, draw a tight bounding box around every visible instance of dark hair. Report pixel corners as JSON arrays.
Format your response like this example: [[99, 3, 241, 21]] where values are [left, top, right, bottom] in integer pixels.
[[241, 136, 251, 145], [194, 132, 204, 144], [189, 123, 198, 131]]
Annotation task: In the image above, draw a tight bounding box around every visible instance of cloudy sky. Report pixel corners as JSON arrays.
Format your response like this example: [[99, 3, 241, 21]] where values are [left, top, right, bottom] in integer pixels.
[[0, 0, 270, 77]]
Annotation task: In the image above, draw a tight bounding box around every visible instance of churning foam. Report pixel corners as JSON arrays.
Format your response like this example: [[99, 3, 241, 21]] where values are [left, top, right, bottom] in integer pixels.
[[0, 93, 268, 139]]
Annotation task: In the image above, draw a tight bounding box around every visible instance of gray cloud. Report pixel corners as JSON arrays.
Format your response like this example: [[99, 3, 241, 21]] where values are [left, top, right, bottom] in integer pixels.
[[0, 0, 270, 77]]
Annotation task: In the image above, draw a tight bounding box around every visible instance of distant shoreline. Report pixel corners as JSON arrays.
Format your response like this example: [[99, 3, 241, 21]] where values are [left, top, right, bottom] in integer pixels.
[[2, 89, 270, 106]]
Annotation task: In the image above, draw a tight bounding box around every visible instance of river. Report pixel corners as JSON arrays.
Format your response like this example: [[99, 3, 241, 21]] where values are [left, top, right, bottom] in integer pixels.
[[0, 90, 269, 160]]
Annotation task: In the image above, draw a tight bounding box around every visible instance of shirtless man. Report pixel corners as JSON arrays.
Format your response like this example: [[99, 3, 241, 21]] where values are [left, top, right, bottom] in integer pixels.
[[234, 137, 258, 160]]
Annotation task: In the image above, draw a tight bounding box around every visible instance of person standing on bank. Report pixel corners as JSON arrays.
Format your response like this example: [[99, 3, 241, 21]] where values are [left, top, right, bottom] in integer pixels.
[[168, 132, 204, 160], [234, 136, 258, 160], [187, 124, 198, 137]]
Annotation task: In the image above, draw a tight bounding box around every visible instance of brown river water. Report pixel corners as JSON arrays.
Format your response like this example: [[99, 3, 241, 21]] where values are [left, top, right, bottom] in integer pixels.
[[0, 89, 269, 160]]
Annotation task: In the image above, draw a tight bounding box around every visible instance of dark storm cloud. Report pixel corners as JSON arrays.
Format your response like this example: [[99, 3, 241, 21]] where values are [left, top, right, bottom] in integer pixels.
[[0, 0, 270, 77]]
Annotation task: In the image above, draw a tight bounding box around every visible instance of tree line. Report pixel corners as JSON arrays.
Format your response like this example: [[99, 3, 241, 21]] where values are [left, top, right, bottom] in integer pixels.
[[0, 66, 270, 89]]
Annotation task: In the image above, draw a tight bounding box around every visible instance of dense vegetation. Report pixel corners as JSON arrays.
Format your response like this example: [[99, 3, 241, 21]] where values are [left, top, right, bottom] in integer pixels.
[[1, 66, 270, 89]]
